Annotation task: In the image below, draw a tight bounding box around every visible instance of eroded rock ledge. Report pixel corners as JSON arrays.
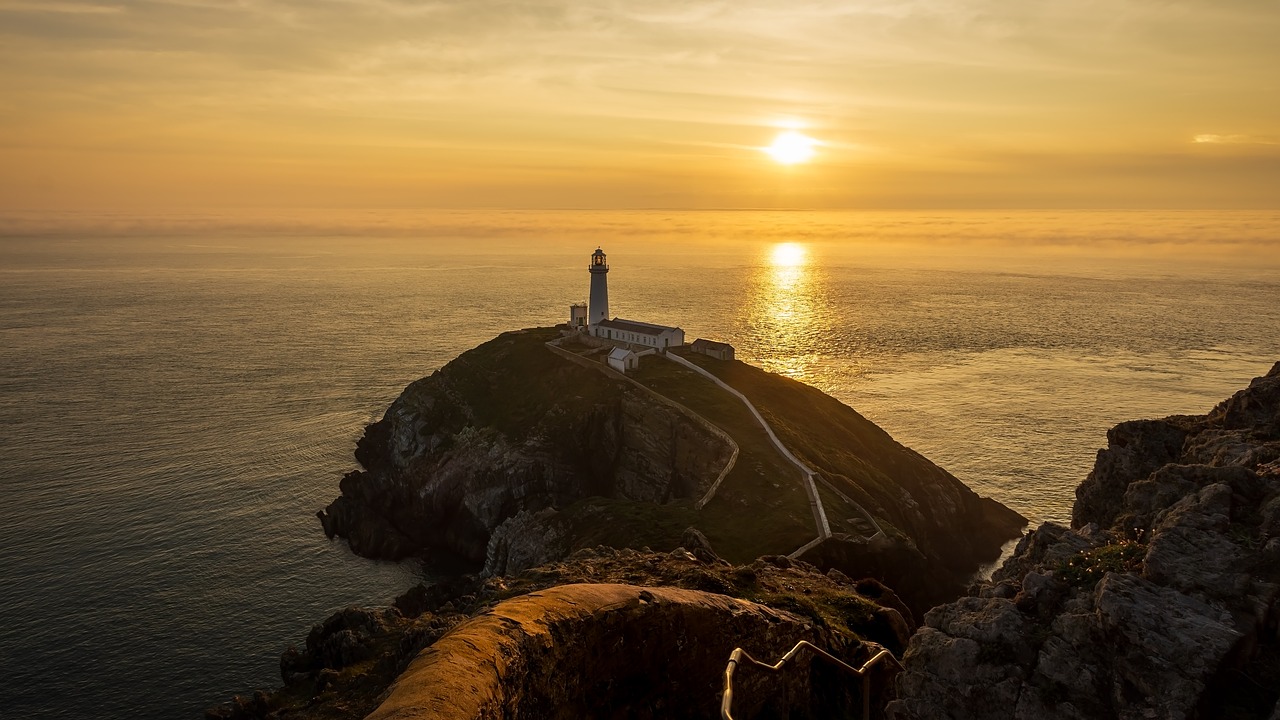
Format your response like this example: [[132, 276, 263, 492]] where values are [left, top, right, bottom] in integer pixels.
[[888, 361, 1280, 720], [370, 583, 853, 720], [210, 539, 912, 720]]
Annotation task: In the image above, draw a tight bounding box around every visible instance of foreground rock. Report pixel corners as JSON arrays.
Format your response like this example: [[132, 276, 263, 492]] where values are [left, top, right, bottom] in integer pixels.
[[209, 542, 910, 720], [888, 362, 1280, 720], [370, 583, 866, 720]]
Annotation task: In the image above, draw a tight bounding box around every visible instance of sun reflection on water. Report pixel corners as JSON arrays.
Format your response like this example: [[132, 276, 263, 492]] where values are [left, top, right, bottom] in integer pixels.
[[744, 242, 833, 381]]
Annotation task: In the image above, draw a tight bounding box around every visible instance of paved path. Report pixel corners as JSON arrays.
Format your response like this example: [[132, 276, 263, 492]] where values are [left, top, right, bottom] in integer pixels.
[[551, 334, 884, 557], [545, 338, 738, 509], [662, 353, 832, 542], [663, 352, 888, 557]]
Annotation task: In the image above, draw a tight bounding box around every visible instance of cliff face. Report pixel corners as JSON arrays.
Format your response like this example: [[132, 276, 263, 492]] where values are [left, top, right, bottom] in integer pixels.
[[888, 362, 1280, 720], [210, 540, 911, 720], [367, 583, 847, 720], [318, 328, 734, 563], [318, 328, 1023, 595]]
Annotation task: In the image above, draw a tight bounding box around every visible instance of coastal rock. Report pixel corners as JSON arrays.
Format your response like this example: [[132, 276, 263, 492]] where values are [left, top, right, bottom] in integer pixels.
[[214, 546, 910, 720], [319, 328, 1024, 604], [318, 329, 735, 565], [277, 605, 403, 681], [680, 526, 723, 564], [1073, 418, 1189, 529], [366, 583, 866, 720], [891, 361, 1280, 720], [482, 508, 569, 577]]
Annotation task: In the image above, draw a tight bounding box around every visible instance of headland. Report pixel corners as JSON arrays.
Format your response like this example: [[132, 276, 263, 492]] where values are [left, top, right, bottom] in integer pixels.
[[209, 342, 1280, 719]]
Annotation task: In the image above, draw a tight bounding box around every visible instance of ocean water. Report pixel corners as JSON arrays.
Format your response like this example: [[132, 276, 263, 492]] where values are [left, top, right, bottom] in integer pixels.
[[1, 211, 1277, 719]]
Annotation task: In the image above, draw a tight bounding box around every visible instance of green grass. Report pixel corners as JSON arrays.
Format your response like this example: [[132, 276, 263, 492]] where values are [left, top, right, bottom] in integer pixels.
[[559, 497, 700, 553], [1056, 540, 1146, 588], [670, 349, 944, 537], [437, 331, 816, 561], [629, 356, 816, 560], [816, 481, 874, 537], [440, 328, 620, 440], [749, 589, 881, 639]]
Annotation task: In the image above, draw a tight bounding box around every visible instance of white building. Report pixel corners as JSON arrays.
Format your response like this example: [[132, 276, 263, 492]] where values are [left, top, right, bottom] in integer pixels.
[[607, 346, 639, 373], [593, 318, 684, 351], [573, 246, 684, 352], [565, 247, 685, 354], [569, 303, 587, 330], [588, 247, 610, 327]]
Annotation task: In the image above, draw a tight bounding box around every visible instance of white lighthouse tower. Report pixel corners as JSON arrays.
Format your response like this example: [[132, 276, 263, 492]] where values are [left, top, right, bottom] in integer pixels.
[[588, 247, 609, 328]]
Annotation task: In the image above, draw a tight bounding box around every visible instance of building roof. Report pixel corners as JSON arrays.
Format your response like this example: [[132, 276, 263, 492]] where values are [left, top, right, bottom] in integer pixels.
[[596, 317, 682, 336], [608, 347, 636, 361], [691, 338, 734, 351]]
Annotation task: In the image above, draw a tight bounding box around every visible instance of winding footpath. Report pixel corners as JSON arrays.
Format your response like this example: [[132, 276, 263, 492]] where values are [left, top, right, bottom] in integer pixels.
[[546, 334, 882, 556], [662, 353, 885, 555]]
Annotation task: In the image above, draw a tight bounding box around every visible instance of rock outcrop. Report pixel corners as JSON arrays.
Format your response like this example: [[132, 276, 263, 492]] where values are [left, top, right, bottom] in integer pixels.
[[318, 328, 735, 563], [367, 583, 850, 720], [209, 541, 911, 720], [318, 327, 1024, 605], [888, 361, 1280, 720]]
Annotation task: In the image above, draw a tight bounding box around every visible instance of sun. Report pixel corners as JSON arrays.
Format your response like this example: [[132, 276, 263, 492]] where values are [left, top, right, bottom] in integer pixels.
[[763, 130, 819, 164]]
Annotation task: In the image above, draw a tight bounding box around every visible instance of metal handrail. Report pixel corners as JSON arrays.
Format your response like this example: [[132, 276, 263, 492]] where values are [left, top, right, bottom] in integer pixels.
[[721, 641, 903, 720]]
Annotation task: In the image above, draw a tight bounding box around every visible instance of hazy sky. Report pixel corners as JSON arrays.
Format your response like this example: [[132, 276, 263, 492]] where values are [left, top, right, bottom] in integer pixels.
[[1, 0, 1277, 211]]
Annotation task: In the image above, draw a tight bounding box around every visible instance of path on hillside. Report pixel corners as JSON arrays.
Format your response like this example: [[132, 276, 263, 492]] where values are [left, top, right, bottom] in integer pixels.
[[546, 332, 882, 557], [544, 337, 739, 509], [663, 352, 885, 556]]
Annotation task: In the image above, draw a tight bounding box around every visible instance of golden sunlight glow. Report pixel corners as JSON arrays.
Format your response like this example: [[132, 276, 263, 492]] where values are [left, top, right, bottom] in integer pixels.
[[0, 2, 1274, 210], [763, 131, 819, 165], [743, 243, 827, 381], [771, 242, 808, 267]]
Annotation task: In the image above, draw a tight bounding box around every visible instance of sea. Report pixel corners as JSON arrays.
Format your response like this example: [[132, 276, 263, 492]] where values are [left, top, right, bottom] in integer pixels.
[[1, 210, 1277, 719]]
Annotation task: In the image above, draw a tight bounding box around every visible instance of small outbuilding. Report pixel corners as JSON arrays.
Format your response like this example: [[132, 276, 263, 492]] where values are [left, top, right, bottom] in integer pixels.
[[607, 346, 639, 373], [568, 303, 588, 330], [690, 338, 735, 361]]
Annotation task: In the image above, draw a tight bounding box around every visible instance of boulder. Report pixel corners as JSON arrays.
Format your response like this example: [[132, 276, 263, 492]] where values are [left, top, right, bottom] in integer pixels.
[[366, 583, 868, 720]]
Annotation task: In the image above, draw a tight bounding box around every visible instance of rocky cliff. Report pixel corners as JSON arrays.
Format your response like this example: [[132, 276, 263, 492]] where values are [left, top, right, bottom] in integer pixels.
[[318, 328, 735, 563], [210, 537, 911, 720], [318, 327, 1024, 602], [888, 362, 1280, 720]]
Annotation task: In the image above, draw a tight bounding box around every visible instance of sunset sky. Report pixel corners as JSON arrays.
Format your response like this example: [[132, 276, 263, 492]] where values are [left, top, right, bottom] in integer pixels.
[[1, 0, 1277, 211]]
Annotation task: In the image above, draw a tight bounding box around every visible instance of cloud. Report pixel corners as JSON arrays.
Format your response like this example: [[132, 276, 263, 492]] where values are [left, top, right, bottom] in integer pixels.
[[0, 1, 123, 13], [1, 0, 1278, 210], [1193, 134, 1276, 145]]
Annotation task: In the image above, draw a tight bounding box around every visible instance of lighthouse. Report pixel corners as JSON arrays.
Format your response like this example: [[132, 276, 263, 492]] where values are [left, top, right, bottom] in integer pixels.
[[570, 246, 685, 353], [588, 247, 609, 328]]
